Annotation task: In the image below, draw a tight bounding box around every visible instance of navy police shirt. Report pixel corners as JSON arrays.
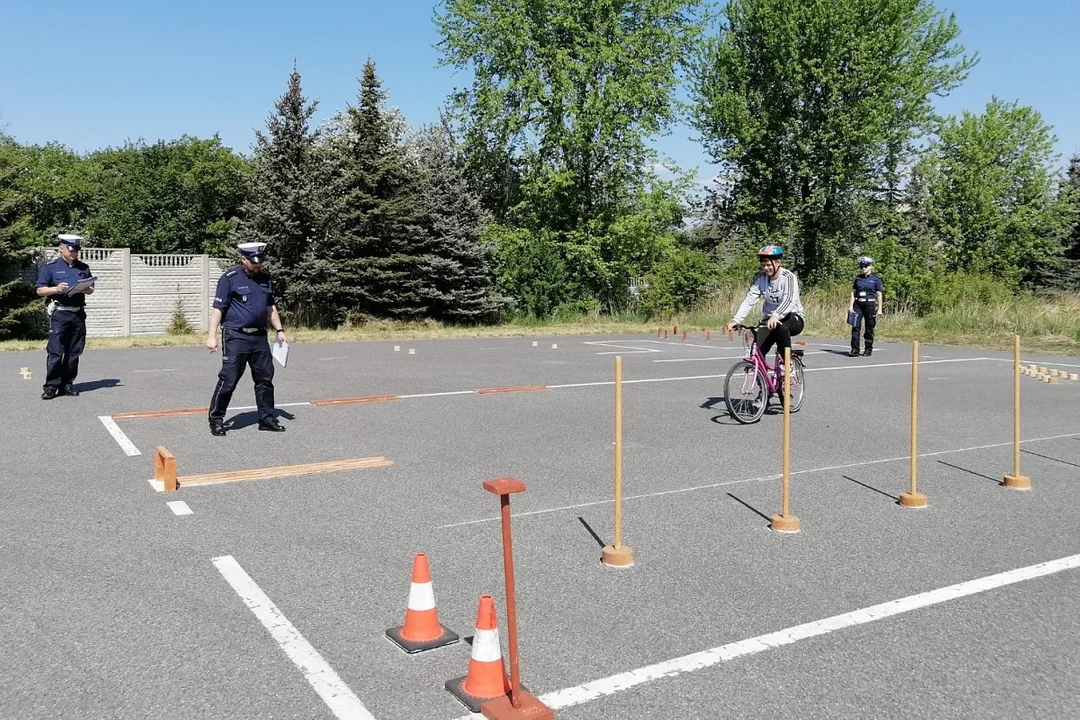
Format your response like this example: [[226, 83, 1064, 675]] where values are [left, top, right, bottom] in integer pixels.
[[36, 258, 93, 308], [213, 266, 275, 329], [852, 273, 884, 304]]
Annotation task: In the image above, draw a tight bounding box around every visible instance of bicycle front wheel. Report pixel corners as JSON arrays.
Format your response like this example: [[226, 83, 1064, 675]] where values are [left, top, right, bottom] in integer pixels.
[[787, 357, 805, 412], [725, 360, 768, 424]]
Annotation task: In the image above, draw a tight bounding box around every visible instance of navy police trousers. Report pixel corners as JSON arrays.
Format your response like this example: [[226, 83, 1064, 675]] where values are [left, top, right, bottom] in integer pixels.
[[208, 328, 276, 424]]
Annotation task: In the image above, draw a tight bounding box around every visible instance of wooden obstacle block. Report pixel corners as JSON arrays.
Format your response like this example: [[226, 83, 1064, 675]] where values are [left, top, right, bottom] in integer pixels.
[[1070, 373, 1079, 381], [155, 446, 178, 493], [1049, 376, 1059, 384]]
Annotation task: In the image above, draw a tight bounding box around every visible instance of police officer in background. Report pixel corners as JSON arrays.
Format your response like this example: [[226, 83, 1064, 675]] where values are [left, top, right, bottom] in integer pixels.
[[206, 242, 287, 436], [36, 234, 95, 399], [848, 256, 884, 357]]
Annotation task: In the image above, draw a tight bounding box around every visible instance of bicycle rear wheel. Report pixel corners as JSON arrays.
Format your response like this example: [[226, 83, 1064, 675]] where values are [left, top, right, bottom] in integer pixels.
[[725, 360, 768, 424]]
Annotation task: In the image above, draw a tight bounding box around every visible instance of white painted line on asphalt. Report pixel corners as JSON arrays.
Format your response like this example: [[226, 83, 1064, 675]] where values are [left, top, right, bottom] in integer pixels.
[[1020, 359, 1080, 369], [320, 356, 348, 361], [653, 355, 756, 363], [398, 390, 475, 399], [525, 553, 1080, 713], [804, 357, 991, 372], [132, 368, 178, 373], [212, 555, 374, 720], [167, 501, 192, 516], [147, 478, 164, 493], [98, 415, 141, 456], [435, 431, 1080, 529], [643, 340, 719, 349], [545, 358, 989, 391], [582, 341, 660, 354]]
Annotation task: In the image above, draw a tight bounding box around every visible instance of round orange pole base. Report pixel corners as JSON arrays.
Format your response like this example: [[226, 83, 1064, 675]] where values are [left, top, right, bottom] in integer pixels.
[[601, 544, 635, 568], [898, 491, 928, 508], [770, 514, 800, 533], [1002, 474, 1031, 491]]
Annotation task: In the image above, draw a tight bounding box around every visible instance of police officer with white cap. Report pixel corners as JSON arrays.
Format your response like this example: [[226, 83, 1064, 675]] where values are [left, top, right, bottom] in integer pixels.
[[206, 242, 287, 436], [35, 234, 95, 399], [848, 256, 884, 357]]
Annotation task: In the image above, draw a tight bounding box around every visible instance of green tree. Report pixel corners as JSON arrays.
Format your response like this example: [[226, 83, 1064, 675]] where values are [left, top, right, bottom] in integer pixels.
[[86, 136, 249, 255], [0, 135, 44, 339], [692, 0, 975, 282], [1065, 154, 1080, 262], [920, 98, 1075, 286], [296, 59, 427, 325], [237, 65, 322, 308], [407, 122, 512, 322], [436, 0, 708, 306]]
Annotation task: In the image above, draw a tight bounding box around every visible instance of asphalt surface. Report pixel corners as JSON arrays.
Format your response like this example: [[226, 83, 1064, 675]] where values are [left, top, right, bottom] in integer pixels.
[[1, 332, 1078, 719]]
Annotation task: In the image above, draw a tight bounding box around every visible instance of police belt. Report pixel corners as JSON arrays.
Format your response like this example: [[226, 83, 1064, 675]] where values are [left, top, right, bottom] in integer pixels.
[[225, 326, 266, 334], [53, 305, 83, 312]]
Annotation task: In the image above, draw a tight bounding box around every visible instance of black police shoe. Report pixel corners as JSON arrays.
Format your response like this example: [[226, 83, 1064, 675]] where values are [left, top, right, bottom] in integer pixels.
[[258, 417, 286, 432], [848, 349, 860, 357], [41, 388, 58, 400], [862, 349, 873, 357], [62, 384, 79, 397], [209, 421, 227, 437]]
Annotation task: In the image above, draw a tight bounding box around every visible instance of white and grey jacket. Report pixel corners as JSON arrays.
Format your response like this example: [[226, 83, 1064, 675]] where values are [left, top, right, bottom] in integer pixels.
[[732, 268, 804, 324]]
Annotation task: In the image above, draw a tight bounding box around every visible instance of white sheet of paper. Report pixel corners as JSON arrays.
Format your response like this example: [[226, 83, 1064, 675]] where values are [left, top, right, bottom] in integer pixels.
[[271, 340, 289, 368]]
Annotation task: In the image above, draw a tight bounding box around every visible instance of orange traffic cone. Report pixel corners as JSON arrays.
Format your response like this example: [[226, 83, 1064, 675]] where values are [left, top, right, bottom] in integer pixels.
[[445, 595, 512, 712], [385, 553, 459, 653]]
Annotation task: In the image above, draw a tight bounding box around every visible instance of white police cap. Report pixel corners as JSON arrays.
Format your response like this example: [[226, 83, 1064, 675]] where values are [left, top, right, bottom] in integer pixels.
[[58, 234, 85, 247], [237, 242, 268, 263], [858, 256, 873, 266]]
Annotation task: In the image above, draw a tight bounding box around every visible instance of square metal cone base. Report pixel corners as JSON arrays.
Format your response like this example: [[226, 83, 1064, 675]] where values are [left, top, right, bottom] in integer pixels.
[[481, 690, 555, 720], [445, 676, 513, 714], [385, 624, 459, 654]]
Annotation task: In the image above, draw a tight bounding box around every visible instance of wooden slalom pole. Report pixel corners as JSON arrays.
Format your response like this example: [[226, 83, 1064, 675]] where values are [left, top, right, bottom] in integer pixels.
[[899, 341, 928, 507], [1003, 334, 1031, 490], [770, 346, 800, 532], [603, 356, 635, 566]]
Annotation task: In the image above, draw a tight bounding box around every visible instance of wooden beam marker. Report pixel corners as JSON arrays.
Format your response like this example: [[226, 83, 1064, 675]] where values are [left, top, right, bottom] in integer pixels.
[[602, 356, 634, 567], [155, 446, 178, 493], [770, 347, 800, 532], [899, 341, 928, 507], [1002, 334, 1031, 490]]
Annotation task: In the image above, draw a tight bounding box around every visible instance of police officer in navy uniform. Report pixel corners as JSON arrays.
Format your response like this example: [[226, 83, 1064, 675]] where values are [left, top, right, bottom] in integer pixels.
[[206, 242, 287, 436], [36, 234, 95, 399], [848, 256, 884, 357]]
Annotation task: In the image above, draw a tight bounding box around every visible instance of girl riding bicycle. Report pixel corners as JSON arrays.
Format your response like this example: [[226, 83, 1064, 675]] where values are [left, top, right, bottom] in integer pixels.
[[724, 245, 805, 358]]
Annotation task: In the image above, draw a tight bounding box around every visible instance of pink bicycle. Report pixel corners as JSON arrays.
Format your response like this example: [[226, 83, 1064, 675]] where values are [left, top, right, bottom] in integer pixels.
[[724, 323, 805, 424]]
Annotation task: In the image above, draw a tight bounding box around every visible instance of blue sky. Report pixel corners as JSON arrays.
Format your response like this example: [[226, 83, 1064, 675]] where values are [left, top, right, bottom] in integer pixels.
[[2, 0, 1077, 183]]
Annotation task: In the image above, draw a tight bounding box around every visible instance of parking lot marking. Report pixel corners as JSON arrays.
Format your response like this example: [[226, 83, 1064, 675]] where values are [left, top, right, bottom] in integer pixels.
[[98, 415, 141, 455], [652, 355, 746, 363], [167, 501, 192, 516], [212, 555, 374, 720], [527, 553, 1080, 713], [436, 432, 1080, 529]]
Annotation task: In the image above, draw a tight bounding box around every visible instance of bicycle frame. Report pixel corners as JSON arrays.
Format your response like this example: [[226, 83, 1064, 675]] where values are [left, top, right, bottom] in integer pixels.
[[731, 324, 804, 396]]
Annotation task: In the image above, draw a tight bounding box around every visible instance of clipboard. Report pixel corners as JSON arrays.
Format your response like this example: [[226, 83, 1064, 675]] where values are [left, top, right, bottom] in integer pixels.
[[271, 340, 289, 368], [846, 310, 859, 327], [65, 276, 97, 295]]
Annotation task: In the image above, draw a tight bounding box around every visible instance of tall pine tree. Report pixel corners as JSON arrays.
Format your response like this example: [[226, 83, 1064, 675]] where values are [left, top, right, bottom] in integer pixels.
[[0, 136, 42, 339], [301, 59, 427, 324], [238, 64, 321, 306], [409, 122, 511, 323]]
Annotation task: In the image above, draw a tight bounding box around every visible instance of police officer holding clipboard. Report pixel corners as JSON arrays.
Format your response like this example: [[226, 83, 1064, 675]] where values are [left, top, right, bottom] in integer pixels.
[[35, 234, 95, 399], [848, 256, 884, 357], [206, 242, 288, 436]]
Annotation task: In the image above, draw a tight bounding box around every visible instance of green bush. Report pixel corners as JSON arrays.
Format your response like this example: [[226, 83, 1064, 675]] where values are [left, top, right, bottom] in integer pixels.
[[639, 248, 716, 318]]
